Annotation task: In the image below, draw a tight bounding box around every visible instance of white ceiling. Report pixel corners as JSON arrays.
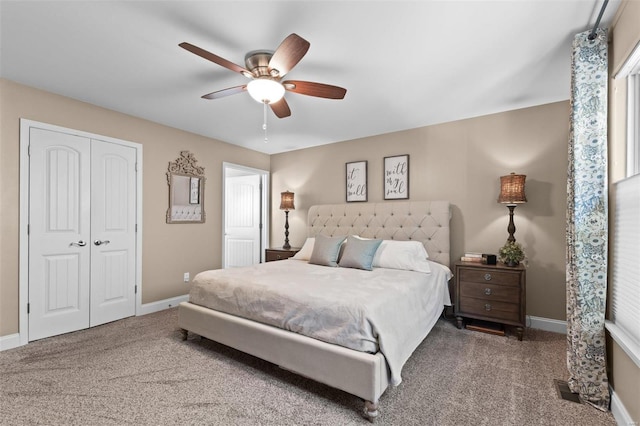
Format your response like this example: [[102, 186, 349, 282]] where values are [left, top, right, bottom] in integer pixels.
[[0, 0, 619, 155]]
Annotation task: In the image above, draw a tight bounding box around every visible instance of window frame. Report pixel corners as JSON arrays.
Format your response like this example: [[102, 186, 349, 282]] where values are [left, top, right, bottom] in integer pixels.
[[617, 41, 640, 177], [627, 73, 639, 176]]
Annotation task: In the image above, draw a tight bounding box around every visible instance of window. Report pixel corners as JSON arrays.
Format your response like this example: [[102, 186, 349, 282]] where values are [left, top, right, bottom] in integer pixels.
[[607, 174, 640, 368], [607, 41, 640, 368]]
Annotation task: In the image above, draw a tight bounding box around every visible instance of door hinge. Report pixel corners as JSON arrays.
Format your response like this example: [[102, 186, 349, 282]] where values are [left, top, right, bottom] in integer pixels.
[[28, 145, 31, 156], [135, 224, 138, 233], [27, 224, 30, 235], [135, 285, 138, 294], [135, 162, 138, 172], [27, 303, 30, 314]]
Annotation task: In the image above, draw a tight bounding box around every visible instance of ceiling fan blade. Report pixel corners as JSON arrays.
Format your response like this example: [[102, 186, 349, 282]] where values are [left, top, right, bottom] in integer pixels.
[[270, 98, 291, 118], [283, 80, 347, 99], [179, 42, 252, 77], [201, 85, 247, 100], [268, 34, 310, 77]]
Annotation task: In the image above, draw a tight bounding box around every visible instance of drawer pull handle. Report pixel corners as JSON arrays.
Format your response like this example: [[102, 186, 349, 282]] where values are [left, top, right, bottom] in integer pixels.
[[485, 304, 492, 311], [277, 255, 282, 259], [484, 288, 492, 296], [484, 273, 492, 281]]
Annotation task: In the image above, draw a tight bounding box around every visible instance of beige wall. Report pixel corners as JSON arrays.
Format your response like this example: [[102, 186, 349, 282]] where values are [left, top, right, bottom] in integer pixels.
[[608, 0, 640, 423], [0, 78, 270, 336], [271, 101, 570, 320]]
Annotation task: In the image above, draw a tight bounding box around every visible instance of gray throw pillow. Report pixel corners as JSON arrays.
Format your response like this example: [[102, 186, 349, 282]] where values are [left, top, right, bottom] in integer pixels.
[[309, 234, 347, 267], [339, 235, 383, 271]]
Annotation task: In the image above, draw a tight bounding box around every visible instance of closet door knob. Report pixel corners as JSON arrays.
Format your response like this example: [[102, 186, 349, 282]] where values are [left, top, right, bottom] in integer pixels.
[[94, 240, 111, 246], [69, 240, 86, 247]]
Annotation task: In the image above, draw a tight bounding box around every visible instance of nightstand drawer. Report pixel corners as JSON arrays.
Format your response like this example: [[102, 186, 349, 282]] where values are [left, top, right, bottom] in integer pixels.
[[459, 281, 520, 303], [265, 248, 300, 262], [266, 251, 294, 261], [459, 296, 520, 323], [458, 268, 520, 287]]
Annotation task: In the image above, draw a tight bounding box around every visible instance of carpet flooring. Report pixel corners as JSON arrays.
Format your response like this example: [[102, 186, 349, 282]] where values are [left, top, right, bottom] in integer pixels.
[[0, 308, 616, 425]]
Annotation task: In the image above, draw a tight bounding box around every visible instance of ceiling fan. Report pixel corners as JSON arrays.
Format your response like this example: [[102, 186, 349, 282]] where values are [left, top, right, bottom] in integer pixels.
[[179, 33, 347, 119]]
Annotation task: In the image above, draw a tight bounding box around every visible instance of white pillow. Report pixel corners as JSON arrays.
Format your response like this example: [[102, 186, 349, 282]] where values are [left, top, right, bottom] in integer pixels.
[[292, 237, 315, 260], [372, 240, 431, 273]]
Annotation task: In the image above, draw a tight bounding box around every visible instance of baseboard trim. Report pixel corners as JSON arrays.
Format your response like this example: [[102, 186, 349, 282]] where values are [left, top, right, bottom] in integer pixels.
[[610, 386, 634, 426], [137, 294, 189, 316], [0, 333, 23, 351], [528, 315, 567, 334]]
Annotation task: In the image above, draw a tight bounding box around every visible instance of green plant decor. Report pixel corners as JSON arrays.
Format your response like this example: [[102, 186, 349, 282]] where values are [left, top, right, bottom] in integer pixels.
[[498, 241, 525, 267]]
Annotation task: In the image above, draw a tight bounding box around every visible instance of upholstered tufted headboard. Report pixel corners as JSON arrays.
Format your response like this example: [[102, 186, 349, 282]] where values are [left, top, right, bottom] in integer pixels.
[[307, 201, 451, 267]]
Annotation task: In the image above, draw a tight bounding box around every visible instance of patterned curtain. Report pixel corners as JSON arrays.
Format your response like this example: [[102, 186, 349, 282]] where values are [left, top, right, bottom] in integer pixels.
[[566, 28, 609, 411]]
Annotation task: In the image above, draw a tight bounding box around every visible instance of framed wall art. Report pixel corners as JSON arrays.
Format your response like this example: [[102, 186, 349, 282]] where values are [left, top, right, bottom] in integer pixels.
[[346, 160, 368, 202], [384, 154, 409, 200]]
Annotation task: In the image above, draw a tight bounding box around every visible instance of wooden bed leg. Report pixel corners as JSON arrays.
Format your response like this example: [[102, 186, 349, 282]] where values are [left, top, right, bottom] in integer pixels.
[[363, 400, 380, 422], [180, 328, 188, 341]]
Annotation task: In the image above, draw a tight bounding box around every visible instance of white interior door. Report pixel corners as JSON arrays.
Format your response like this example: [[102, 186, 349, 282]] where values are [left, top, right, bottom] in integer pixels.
[[90, 139, 137, 327], [224, 174, 262, 268], [28, 128, 91, 341], [28, 128, 137, 341]]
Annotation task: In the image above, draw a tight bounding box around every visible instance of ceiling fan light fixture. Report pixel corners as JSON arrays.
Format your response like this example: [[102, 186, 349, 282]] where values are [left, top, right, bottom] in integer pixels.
[[181, 34, 346, 117], [247, 78, 285, 104]]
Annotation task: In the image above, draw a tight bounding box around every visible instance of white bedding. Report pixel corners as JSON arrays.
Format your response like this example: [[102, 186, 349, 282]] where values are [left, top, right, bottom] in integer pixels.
[[189, 259, 452, 385]]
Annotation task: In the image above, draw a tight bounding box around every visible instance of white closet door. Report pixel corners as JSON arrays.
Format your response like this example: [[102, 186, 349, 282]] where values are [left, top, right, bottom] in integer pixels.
[[89, 139, 137, 327], [28, 128, 91, 341], [28, 128, 137, 340], [224, 174, 262, 268]]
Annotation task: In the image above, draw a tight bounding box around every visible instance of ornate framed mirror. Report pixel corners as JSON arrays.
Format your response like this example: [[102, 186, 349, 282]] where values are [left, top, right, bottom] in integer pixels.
[[167, 151, 206, 224]]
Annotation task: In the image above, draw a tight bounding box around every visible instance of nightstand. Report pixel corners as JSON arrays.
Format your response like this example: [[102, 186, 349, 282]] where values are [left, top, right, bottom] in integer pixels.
[[454, 261, 526, 340], [265, 247, 300, 262]]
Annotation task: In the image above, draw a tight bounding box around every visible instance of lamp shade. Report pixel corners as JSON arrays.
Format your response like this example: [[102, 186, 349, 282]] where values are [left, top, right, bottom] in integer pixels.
[[498, 173, 527, 205], [280, 191, 295, 211], [247, 78, 285, 104]]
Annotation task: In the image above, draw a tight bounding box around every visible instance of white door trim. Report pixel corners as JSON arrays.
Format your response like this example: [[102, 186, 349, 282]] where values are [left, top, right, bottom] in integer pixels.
[[222, 162, 269, 265], [18, 119, 143, 347]]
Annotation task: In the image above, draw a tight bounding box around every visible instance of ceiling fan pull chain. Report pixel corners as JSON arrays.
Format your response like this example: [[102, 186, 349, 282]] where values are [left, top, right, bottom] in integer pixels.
[[263, 101, 268, 142]]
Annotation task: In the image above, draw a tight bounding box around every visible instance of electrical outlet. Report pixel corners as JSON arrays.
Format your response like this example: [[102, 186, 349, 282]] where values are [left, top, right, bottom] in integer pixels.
[[183, 272, 190, 283]]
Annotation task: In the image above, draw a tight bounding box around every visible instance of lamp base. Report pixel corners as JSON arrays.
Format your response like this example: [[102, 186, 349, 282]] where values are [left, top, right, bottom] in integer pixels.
[[506, 205, 517, 243], [283, 210, 290, 250]]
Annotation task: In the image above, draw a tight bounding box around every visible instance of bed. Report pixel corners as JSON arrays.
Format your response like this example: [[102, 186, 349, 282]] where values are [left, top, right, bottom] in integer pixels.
[[178, 201, 451, 421]]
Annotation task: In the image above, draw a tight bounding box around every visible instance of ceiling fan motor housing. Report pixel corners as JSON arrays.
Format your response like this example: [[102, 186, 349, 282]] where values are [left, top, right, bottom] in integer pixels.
[[245, 50, 278, 78]]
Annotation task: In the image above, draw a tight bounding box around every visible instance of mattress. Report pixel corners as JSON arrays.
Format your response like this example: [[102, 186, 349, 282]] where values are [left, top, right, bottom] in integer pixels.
[[189, 259, 452, 385]]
